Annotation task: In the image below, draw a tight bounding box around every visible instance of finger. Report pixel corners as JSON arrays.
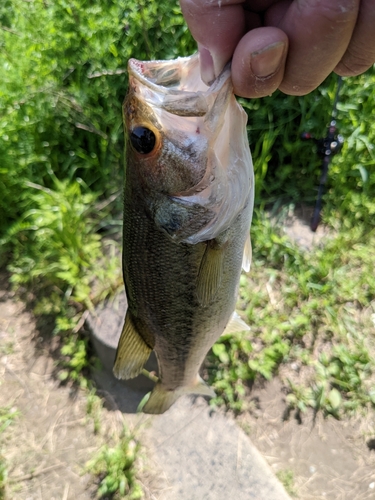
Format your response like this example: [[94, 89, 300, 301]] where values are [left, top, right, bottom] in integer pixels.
[[232, 27, 288, 97], [266, 0, 360, 95], [244, 11, 262, 31], [335, 0, 375, 76], [244, 0, 280, 11], [180, 0, 246, 84]]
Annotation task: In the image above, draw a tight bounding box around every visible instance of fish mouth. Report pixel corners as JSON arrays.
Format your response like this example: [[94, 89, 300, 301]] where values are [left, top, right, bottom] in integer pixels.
[[127, 54, 232, 118], [128, 54, 203, 91]]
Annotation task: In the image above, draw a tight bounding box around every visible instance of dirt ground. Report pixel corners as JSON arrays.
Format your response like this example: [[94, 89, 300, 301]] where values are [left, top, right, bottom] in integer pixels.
[[237, 379, 375, 499], [0, 276, 132, 500]]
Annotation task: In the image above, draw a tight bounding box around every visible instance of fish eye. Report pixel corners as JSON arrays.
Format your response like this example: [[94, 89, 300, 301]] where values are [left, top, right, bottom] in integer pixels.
[[129, 126, 156, 154]]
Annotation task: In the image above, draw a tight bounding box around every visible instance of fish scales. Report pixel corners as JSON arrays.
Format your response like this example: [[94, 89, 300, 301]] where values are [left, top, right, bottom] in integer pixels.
[[114, 54, 254, 414], [123, 191, 249, 385]]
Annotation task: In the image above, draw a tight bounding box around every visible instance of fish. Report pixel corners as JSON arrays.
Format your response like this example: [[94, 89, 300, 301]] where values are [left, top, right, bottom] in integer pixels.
[[113, 54, 254, 414]]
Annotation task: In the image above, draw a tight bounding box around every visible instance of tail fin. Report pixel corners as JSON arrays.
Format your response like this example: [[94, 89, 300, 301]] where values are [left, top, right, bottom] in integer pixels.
[[142, 377, 216, 415]]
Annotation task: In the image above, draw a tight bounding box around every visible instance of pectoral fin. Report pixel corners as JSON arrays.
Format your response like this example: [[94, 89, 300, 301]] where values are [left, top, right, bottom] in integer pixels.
[[196, 242, 224, 305], [222, 311, 250, 335], [242, 234, 252, 272], [113, 313, 152, 380], [142, 376, 216, 415]]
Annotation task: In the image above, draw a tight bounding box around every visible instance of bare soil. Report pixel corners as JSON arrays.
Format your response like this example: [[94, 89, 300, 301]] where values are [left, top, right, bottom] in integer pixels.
[[0, 276, 127, 500], [238, 379, 375, 499]]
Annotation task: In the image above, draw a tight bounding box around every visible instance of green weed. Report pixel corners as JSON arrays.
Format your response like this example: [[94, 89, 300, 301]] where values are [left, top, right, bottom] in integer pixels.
[[0, 407, 19, 499], [86, 427, 142, 499], [0, 0, 193, 236], [0, 459, 5, 500], [209, 213, 375, 416], [3, 174, 113, 307], [1, 174, 121, 383], [0, 407, 19, 435], [276, 468, 298, 497], [86, 391, 104, 435]]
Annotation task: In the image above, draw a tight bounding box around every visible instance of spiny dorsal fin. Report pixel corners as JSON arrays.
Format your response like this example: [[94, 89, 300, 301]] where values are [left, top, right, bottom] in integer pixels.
[[242, 234, 252, 272], [196, 242, 224, 305], [222, 311, 250, 335], [113, 313, 152, 380]]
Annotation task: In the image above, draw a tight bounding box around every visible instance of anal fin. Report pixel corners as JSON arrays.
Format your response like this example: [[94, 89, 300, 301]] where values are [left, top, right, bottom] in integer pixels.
[[222, 311, 250, 336], [142, 383, 180, 415], [113, 312, 152, 380]]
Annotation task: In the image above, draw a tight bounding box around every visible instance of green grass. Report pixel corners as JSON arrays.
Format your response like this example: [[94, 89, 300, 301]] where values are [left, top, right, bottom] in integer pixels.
[[84, 390, 142, 498], [208, 213, 375, 416], [0, 407, 19, 499], [1, 173, 122, 384], [86, 427, 143, 499], [276, 468, 298, 497]]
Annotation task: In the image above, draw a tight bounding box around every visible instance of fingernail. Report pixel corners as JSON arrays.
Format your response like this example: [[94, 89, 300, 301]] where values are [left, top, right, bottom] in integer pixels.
[[251, 42, 285, 78], [198, 44, 215, 85]]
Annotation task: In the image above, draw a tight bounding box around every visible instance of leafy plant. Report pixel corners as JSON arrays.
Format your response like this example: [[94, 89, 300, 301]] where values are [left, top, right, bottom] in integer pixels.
[[276, 468, 298, 497], [208, 332, 255, 413], [0, 0, 194, 237], [86, 390, 104, 435], [0, 407, 19, 499], [209, 214, 375, 416], [1, 174, 121, 382], [86, 428, 142, 499]]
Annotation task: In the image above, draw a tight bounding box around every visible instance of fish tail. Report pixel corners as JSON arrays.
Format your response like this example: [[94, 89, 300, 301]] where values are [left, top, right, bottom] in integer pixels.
[[113, 312, 152, 379], [142, 376, 216, 415]]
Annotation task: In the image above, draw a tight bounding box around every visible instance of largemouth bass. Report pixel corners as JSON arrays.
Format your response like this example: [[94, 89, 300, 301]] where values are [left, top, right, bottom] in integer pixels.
[[113, 54, 254, 414]]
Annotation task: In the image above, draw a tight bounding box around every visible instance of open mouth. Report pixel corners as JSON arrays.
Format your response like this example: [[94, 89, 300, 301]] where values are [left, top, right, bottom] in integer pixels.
[[127, 54, 232, 118], [128, 54, 205, 92]]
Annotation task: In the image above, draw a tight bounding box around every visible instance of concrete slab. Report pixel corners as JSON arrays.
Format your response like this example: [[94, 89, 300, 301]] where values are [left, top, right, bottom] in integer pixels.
[[140, 396, 291, 500]]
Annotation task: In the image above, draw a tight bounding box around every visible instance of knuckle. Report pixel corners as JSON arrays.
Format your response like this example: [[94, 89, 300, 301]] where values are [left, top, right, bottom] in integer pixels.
[[298, 0, 359, 24], [336, 46, 375, 76], [335, 59, 373, 76]]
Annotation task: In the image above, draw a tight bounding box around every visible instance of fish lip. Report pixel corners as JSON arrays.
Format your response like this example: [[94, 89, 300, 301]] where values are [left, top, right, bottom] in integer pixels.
[[127, 54, 200, 93], [127, 54, 232, 110]]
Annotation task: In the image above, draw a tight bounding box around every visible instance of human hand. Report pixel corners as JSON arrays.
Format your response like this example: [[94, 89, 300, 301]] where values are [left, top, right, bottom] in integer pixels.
[[180, 0, 375, 97]]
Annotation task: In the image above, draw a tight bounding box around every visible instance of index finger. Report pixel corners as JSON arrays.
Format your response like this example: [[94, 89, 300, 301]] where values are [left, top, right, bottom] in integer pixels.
[[179, 0, 246, 83]]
